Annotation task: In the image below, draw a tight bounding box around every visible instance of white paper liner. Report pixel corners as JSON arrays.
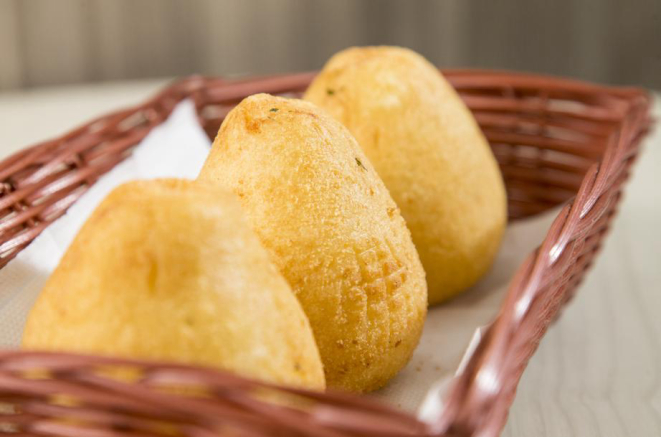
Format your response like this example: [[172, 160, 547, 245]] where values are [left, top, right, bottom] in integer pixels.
[[0, 100, 558, 420]]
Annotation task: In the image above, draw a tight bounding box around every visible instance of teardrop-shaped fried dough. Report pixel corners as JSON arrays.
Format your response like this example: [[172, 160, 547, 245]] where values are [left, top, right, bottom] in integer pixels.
[[305, 46, 507, 305], [198, 95, 427, 392], [23, 179, 325, 390]]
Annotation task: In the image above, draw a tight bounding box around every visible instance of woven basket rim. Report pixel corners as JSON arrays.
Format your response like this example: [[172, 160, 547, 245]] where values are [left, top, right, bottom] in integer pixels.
[[0, 69, 653, 437]]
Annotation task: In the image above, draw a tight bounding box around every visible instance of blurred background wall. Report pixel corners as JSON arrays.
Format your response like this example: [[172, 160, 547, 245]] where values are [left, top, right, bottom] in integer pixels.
[[1, 0, 660, 91]]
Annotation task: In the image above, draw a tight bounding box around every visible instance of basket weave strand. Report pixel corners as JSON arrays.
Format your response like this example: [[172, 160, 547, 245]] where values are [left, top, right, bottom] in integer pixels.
[[0, 70, 652, 437]]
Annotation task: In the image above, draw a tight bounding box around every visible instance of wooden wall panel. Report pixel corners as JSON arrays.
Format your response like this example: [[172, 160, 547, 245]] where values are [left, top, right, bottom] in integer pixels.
[[0, 0, 23, 89], [0, 0, 659, 90]]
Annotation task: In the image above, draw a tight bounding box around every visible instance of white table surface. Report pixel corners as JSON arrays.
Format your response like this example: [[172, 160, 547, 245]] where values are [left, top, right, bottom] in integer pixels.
[[0, 81, 659, 437]]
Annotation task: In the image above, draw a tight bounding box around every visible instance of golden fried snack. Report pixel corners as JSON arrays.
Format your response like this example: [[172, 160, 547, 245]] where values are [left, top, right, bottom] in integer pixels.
[[198, 95, 427, 392], [305, 46, 507, 305], [22, 179, 324, 390]]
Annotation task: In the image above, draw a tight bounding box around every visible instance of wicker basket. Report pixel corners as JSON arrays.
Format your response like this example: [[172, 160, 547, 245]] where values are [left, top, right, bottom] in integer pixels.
[[0, 70, 652, 437]]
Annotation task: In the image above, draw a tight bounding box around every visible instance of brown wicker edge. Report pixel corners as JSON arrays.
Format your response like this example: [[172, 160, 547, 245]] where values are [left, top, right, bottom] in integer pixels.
[[0, 70, 652, 437]]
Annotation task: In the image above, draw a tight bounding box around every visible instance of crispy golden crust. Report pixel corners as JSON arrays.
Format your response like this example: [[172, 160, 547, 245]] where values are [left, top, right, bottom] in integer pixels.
[[305, 46, 507, 305], [198, 95, 427, 392], [22, 179, 325, 390]]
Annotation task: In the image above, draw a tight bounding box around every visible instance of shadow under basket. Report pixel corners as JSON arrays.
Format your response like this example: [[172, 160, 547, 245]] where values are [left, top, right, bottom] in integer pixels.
[[0, 70, 652, 437]]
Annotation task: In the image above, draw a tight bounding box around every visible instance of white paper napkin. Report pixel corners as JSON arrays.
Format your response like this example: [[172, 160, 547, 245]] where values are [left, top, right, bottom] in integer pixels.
[[0, 99, 559, 419], [374, 207, 557, 415]]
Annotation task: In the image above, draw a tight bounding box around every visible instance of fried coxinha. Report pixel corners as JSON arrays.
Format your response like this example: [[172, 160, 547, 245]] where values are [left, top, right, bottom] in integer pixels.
[[199, 95, 427, 392]]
